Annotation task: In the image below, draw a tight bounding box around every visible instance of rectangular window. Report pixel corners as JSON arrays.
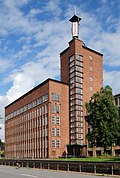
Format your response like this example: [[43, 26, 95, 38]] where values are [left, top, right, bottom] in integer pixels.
[[52, 128, 56, 136], [56, 116, 60, 125], [70, 83, 74, 89], [76, 77, 82, 83], [70, 72, 74, 78], [70, 55, 74, 63], [56, 128, 60, 136], [76, 54, 82, 61], [38, 96, 42, 105], [52, 105, 56, 113], [52, 105, 60, 113], [76, 66, 82, 72], [52, 140, 56, 148], [70, 66, 74, 73], [45, 129, 48, 136], [52, 93, 60, 101], [57, 106, 59, 113], [45, 105, 48, 113], [56, 140, 60, 148], [52, 116, 56, 125], [43, 94, 48, 102], [45, 116, 48, 125], [70, 61, 74, 68], [70, 78, 74, 84], [76, 72, 83, 77]]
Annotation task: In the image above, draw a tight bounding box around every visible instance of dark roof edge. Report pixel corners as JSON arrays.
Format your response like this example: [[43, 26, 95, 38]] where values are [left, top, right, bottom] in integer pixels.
[[60, 47, 69, 56], [83, 45, 103, 56], [114, 93, 120, 97], [5, 78, 68, 108]]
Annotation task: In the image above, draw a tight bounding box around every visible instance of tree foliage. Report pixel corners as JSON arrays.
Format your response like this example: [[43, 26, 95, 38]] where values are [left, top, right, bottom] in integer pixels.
[[86, 86, 120, 151]]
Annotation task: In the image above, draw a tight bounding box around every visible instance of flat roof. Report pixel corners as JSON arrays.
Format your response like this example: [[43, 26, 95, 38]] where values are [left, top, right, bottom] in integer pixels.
[[5, 78, 68, 108], [60, 39, 103, 57]]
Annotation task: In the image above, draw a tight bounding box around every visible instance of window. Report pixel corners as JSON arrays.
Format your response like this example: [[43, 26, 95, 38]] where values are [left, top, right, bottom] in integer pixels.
[[70, 66, 74, 73], [38, 96, 42, 105], [70, 61, 74, 68], [70, 83, 74, 89], [56, 128, 60, 136], [56, 105, 60, 113], [52, 128, 56, 136], [89, 67, 92, 71], [33, 100, 37, 107], [76, 54, 82, 61], [52, 105, 60, 113], [70, 72, 74, 78], [76, 77, 82, 83], [56, 140, 60, 148], [45, 116, 48, 125], [89, 77, 93, 81], [89, 87, 93, 91], [70, 100, 74, 106], [52, 116, 56, 125], [77, 88, 82, 94], [76, 72, 83, 77], [39, 108, 42, 116], [45, 129, 48, 136], [43, 94, 48, 102], [28, 102, 33, 109], [56, 116, 60, 125], [70, 78, 74, 84], [89, 56, 92, 60], [52, 93, 60, 101], [52, 140, 56, 148], [70, 55, 74, 63], [76, 66, 82, 72]]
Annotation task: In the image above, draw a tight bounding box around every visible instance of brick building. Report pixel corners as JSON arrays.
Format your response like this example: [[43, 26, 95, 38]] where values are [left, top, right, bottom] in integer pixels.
[[5, 79, 69, 158], [60, 15, 103, 156], [5, 14, 103, 158]]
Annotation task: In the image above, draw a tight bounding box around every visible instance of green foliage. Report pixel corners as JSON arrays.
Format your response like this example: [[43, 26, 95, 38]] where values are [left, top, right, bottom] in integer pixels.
[[86, 86, 120, 151]]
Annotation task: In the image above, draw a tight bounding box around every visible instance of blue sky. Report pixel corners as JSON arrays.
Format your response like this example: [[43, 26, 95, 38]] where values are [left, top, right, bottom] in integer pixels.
[[0, 0, 120, 140]]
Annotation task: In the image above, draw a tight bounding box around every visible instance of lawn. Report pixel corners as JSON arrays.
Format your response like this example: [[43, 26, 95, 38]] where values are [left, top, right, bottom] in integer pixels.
[[55, 156, 120, 162]]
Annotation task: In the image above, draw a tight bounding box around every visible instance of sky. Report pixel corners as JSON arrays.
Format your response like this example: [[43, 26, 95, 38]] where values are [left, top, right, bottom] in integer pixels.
[[0, 0, 120, 141]]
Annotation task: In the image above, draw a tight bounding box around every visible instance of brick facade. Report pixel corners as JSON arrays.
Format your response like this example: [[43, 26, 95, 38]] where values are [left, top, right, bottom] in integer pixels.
[[5, 79, 69, 158], [60, 38, 103, 156]]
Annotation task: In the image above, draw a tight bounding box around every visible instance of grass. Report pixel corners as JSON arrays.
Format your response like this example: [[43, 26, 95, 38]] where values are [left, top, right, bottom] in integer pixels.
[[54, 156, 120, 162]]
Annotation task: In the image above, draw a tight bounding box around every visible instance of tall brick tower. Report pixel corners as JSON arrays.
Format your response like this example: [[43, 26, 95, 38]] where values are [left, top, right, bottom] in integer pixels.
[[60, 14, 103, 156]]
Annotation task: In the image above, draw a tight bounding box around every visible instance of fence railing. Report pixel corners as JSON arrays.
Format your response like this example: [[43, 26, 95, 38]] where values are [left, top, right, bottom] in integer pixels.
[[0, 159, 120, 176]]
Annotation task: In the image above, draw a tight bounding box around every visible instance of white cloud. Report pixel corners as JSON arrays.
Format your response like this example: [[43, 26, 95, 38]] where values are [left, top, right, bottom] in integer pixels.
[[103, 70, 120, 95], [0, 96, 9, 116], [0, 59, 11, 73]]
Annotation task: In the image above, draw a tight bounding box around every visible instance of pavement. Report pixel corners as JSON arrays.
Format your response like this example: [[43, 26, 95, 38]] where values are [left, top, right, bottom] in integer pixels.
[[0, 165, 111, 178]]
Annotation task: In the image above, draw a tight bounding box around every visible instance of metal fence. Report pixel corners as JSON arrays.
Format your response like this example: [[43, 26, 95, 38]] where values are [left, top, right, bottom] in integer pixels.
[[0, 159, 120, 176]]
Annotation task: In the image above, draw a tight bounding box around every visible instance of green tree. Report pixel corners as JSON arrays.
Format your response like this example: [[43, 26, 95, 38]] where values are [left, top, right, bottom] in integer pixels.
[[86, 86, 120, 155]]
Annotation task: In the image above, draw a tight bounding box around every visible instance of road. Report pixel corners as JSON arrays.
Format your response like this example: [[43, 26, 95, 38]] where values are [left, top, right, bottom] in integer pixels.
[[0, 165, 110, 178]]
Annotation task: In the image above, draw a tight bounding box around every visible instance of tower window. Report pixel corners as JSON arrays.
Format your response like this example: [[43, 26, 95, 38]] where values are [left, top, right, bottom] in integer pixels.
[[89, 67, 92, 71], [70, 55, 75, 62], [89, 77, 93, 81], [89, 87, 93, 91], [89, 56, 92, 60]]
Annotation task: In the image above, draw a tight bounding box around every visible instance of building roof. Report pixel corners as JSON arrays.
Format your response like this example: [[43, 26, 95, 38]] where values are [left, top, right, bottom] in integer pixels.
[[60, 38, 103, 57], [5, 78, 68, 108], [114, 93, 120, 98], [69, 14, 81, 22]]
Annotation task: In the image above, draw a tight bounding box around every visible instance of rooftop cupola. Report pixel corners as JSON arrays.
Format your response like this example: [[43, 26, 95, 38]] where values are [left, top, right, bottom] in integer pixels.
[[69, 14, 81, 39]]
